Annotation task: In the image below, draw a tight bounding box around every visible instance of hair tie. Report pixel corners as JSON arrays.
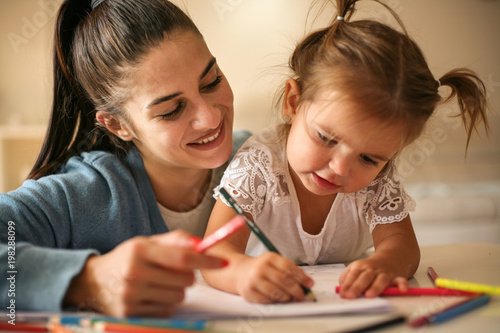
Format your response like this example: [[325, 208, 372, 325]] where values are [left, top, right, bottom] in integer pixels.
[[337, 16, 345, 21], [437, 79, 441, 88], [91, 0, 105, 10]]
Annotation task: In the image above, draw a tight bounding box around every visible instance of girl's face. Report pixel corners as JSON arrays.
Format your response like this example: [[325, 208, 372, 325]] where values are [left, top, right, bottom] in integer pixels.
[[119, 32, 234, 172], [284, 87, 404, 197]]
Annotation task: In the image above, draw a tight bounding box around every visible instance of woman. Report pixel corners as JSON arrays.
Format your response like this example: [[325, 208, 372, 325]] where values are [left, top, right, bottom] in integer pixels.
[[0, 0, 250, 317]]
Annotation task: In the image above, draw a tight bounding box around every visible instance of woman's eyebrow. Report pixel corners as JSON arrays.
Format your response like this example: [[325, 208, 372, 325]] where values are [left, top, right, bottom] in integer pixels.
[[200, 57, 217, 80], [147, 57, 217, 109]]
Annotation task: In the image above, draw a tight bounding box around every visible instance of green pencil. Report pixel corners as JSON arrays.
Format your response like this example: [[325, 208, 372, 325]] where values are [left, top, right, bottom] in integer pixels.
[[219, 187, 317, 302]]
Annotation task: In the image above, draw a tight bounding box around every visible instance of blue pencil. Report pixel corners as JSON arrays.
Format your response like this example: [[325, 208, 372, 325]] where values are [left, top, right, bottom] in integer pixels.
[[431, 295, 490, 324], [409, 294, 490, 327], [52, 316, 207, 330]]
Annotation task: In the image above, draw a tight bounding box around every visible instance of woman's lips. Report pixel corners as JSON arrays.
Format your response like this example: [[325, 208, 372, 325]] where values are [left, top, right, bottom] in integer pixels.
[[187, 121, 225, 150], [312, 173, 340, 191]]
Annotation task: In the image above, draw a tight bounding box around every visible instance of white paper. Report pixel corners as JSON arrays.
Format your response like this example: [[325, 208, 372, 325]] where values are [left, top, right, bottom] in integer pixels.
[[173, 264, 393, 319]]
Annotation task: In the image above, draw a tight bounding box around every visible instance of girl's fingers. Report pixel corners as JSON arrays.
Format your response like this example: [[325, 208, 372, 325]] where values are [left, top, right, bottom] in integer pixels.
[[242, 278, 292, 304], [340, 268, 376, 298], [393, 276, 408, 292], [364, 273, 391, 298]]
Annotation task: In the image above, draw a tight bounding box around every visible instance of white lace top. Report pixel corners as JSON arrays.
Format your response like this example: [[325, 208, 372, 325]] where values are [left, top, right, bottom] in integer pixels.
[[214, 126, 415, 265]]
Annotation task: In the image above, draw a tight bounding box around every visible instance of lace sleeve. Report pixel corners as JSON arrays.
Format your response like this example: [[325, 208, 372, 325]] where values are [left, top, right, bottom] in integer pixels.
[[359, 162, 416, 233], [214, 146, 282, 219]]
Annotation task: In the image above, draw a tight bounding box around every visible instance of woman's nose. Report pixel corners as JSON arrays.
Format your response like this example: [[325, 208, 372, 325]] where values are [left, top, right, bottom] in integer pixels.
[[190, 97, 220, 130]]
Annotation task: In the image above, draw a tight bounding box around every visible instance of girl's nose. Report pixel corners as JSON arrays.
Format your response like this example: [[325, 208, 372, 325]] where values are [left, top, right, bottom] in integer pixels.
[[329, 149, 350, 177], [191, 97, 220, 130]]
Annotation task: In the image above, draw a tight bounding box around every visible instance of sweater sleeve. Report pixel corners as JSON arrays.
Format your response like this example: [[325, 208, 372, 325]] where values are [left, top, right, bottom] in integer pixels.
[[0, 150, 151, 311], [0, 242, 97, 311]]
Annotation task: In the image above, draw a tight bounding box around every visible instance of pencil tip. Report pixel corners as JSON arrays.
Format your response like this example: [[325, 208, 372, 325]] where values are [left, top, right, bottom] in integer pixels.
[[307, 291, 317, 302]]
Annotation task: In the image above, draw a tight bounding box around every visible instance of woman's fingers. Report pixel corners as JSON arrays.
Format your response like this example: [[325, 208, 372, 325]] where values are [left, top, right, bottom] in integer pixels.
[[148, 231, 228, 271]]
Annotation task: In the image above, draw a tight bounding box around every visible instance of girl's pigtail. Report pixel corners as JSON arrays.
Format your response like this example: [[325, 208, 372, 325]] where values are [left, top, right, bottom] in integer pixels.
[[28, 0, 96, 180], [439, 68, 489, 152]]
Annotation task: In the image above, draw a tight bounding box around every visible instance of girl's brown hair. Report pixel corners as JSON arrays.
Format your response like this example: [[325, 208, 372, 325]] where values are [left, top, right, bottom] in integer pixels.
[[28, 0, 201, 180], [280, 0, 488, 150]]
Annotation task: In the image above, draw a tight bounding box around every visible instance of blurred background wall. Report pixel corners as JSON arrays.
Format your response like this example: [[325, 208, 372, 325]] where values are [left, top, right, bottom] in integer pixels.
[[0, 0, 499, 243]]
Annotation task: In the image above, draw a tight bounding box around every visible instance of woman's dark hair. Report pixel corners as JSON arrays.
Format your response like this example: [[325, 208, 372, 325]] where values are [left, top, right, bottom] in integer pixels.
[[28, 0, 201, 179]]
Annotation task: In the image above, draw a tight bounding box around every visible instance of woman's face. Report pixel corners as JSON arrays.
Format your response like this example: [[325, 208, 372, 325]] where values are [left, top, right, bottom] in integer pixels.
[[120, 31, 234, 172]]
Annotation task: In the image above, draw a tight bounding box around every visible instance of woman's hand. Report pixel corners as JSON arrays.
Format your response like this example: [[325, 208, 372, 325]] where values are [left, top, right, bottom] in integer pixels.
[[338, 257, 408, 299], [234, 252, 314, 304], [64, 230, 227, 317]]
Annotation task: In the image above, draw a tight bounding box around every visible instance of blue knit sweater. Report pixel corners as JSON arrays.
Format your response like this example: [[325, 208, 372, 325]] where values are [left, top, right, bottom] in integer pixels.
[[0, 131, 250, 311]]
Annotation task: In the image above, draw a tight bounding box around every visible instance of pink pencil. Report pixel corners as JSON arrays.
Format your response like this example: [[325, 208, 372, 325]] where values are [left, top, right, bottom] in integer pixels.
[[335, 286, 479, 297], [195, 215, 246, 253]]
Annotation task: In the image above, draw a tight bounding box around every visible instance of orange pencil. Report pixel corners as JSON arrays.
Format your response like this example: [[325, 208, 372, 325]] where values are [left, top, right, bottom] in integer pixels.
[[49, 323, 78, 333]]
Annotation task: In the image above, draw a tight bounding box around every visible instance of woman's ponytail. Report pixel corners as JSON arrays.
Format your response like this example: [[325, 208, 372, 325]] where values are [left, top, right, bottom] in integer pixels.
[[28, 0, 96, 179]]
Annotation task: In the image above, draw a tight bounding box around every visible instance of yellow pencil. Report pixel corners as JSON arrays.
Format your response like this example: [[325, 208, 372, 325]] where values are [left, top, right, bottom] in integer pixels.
[[435, 277, 500, 295]]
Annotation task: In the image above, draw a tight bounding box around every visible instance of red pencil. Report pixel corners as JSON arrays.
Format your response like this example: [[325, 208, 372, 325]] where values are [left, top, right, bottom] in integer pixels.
[[0, 322, 48, 332], [335, 286, 479, 296]]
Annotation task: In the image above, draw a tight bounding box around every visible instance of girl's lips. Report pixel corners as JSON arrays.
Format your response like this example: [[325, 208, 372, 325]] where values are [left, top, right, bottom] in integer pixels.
[[312, 173, 340, 191], [187, 121, 225, 151]]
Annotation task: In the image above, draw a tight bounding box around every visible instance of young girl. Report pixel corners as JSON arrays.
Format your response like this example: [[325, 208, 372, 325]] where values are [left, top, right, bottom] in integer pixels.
[[201, 0, 488, 304], [0, 0, 250, 316]]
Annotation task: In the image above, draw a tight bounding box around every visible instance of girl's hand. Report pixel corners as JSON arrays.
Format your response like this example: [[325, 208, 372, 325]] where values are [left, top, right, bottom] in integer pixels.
[[235, 252, 314, 304], [338, 257, 408, 299], [64, 230, 227, 317]]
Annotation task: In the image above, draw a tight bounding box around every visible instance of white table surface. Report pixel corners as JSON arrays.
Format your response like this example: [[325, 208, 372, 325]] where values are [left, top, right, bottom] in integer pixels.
[[211, 243, 500, 333]]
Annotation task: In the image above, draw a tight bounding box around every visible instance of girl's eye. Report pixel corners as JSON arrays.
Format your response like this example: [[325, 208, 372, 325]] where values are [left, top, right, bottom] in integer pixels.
[[361, 154, 379, 166], [201, 75, 223, 92], [160, 101, 186, 120], [317, 132, 338, 146]]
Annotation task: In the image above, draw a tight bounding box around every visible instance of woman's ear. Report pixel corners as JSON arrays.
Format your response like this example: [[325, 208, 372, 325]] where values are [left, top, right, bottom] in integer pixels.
[[96, 111, 135, 141], [282, 78, 301, 123]]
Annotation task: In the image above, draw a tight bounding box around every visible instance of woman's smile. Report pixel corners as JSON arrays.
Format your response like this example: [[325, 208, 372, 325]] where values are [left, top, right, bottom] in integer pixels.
[[188, 120, 226, 151]]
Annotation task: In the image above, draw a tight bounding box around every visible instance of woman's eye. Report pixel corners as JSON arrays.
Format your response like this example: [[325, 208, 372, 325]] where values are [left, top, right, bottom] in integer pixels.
[[201, 75, 223, 92], [160, 102, 185, 120], [361, 154, 378, 166]]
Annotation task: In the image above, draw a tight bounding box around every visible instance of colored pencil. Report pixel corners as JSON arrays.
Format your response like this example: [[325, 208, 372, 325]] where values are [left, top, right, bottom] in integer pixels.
[[334, 286, 478, 296], [435, 277, 500, 295], [93, 322, 203, 333], [0, 322, 47, 332], [427, 266, 439, 285], [409, 294, 491, 327], [49, 323, 79, 333], [195, 215, 246, 252], [219, 187, 317, 302], [52, 316, 207, 331]]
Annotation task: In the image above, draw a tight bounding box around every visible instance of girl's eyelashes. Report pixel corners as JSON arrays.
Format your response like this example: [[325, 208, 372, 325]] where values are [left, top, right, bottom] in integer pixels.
[[201, 75, 223, 93], [160, 101, 186, 120], [360, 154, 379, 166], [317, 131, 338, 146]]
